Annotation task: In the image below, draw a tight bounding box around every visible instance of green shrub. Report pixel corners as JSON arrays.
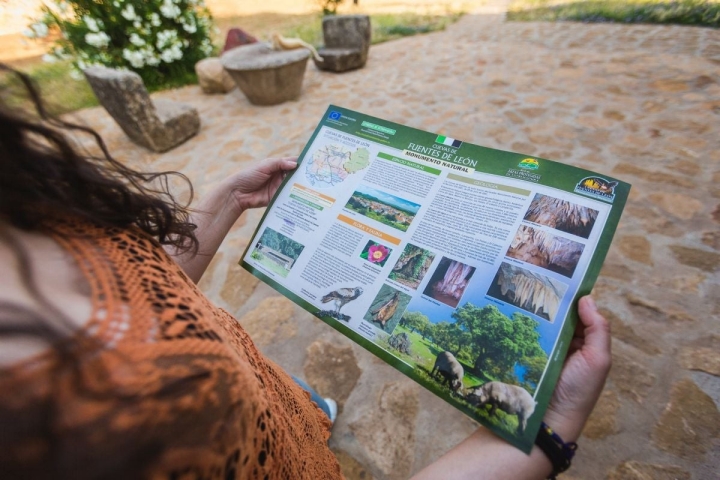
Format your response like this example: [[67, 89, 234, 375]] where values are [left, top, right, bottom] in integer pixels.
[[316, 0, 345, 15], [507, 0, 720, 27], [26, 0, 216, 90]]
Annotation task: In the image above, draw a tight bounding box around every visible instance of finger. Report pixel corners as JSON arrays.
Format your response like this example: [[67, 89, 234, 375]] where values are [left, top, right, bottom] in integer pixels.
[[578, 296, 611, 356], [264, 156, 298, 170]]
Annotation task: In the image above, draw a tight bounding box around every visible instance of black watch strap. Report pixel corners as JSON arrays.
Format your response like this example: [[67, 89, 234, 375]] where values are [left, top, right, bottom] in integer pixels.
[[534, 422, 577, 480]]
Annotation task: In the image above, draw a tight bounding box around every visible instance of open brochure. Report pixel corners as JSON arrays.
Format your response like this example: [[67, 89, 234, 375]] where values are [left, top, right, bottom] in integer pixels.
[[240, 106, 629, 452]]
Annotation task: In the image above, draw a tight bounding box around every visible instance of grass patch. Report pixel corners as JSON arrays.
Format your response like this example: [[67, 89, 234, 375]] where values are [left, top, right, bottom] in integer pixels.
[[252, 251, 292, 278], [276, 12, 464, 47], [507, 0, 720, 27], [1, 60, 199, 116], [1, 60, 97, 116]]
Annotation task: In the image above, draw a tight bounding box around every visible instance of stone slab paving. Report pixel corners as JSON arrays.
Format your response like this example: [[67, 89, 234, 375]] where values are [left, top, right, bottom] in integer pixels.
[[67, 10, 720, 480]]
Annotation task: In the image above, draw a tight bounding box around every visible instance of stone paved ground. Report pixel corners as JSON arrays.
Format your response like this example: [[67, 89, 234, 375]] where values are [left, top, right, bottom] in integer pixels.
[[66, 6, 720, 479]]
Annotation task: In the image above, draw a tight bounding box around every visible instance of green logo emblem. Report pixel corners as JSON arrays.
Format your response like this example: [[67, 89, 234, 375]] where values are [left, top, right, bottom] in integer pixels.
[[518, 158, 539, 170]]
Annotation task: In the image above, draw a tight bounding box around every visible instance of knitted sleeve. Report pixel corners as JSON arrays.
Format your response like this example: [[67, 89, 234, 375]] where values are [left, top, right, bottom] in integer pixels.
[[0, 220, 343, 480]]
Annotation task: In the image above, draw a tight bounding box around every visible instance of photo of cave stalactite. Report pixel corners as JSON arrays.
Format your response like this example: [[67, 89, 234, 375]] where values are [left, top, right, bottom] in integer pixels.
[[423, 257, 476, 308], [506, 225, 585, 278], [523, 194, 599, 239], [487, 262, 568, 323]]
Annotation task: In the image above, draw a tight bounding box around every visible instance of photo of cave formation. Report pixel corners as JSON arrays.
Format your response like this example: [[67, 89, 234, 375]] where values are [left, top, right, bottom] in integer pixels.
[[423, 257, 476, 308], [523, 193, 599, 239], [506, 225, 585, 278], [487, 262, 568, 323]]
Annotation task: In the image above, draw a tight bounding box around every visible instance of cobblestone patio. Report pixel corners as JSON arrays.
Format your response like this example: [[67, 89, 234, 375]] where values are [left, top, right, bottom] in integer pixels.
[[67, 7, 720, 479]]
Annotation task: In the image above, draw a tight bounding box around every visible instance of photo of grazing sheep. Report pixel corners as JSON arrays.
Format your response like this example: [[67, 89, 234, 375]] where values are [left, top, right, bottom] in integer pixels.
[[363, 284, 412, 333], [431, 351, 465, 394], [507, 225, 585, 278], [487, 262, 568, 322], [466, 381, 537, 434], [524, 193, 599, 239]]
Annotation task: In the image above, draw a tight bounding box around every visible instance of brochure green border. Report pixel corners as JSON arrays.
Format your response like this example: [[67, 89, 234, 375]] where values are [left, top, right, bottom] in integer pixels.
[[239, 105, 630, 453]]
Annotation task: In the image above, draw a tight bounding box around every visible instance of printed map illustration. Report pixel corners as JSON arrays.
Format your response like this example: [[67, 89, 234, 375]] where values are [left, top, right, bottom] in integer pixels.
[[305, 143, 370, 188]]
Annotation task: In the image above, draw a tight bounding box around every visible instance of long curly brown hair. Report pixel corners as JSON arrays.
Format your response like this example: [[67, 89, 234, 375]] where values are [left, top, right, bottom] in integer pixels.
[[0, 64, 201, 478], [0, 63, 198, 250]]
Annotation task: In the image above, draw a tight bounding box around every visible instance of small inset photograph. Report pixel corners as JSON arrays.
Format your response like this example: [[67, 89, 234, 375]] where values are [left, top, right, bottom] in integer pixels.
[[363, 284, 412, 333], [345, 184, 421, 232], [523, 193, 599, 239], [507, 225, 585, 278], [359, 240, 392, 267], [423, 257, 476, 308], [389, 243, 436, 290], [487, 262, 568, 323], [250, 227, 305, 278]]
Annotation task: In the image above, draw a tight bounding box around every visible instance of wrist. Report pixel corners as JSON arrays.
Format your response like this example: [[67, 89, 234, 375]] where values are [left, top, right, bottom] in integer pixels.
[[534, 421, 578, 480], [218, 177, 248, 217], [541, 408, 584, 443]]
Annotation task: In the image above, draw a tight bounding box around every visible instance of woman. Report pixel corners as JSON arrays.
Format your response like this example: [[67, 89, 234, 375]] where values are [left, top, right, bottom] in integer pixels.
[[0, 66, 611, 479]]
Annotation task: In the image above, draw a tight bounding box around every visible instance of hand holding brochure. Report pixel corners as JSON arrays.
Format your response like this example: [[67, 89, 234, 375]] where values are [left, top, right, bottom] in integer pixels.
[[240, 106, 629, 452]]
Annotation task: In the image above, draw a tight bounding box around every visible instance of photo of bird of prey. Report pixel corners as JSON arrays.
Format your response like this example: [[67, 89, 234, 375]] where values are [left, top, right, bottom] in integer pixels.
[[317, 287, 364, 322]]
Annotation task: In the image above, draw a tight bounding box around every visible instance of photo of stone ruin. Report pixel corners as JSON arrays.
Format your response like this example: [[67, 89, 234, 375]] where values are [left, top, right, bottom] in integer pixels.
[[487, 262, 568, 323], [389, 243, 436, 289], [507, 225, 585, 278], [523, 193, 599, 239]]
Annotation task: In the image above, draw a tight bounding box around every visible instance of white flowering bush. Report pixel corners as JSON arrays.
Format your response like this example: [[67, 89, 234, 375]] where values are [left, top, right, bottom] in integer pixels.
[[27, 0, 215, 89]]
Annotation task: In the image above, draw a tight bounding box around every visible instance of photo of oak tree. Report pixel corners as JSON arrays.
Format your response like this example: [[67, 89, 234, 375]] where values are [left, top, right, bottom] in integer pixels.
[[395, 304, 549, 394]]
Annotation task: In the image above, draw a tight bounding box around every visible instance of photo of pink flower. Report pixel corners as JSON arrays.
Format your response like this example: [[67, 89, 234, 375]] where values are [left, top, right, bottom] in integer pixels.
[[360, 240, 392, 267], [368, 244, 389, 263]]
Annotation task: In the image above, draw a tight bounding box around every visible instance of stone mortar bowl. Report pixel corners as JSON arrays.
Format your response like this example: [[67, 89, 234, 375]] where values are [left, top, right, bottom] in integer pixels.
[[221, 42, 310, 106]]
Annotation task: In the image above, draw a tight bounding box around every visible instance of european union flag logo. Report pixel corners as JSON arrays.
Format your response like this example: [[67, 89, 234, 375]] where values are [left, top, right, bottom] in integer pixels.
[[328, 111, 342, 120]]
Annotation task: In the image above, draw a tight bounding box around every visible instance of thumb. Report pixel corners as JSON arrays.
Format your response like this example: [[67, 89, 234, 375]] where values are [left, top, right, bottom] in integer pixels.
[[577, 296, 612, 370], [259, 157, 298, 174]]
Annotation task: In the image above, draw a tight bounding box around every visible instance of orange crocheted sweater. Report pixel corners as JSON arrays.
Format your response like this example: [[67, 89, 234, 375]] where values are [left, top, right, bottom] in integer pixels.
[[0, 220, 342, 480]]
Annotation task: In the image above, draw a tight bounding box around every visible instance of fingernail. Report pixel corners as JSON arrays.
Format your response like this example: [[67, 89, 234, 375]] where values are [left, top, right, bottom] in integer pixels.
[[586, 296, 597, 312]]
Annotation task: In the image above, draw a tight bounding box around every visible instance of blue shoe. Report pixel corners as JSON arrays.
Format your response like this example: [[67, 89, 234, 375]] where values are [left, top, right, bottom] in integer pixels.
[[324, 398, 338, 424]]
